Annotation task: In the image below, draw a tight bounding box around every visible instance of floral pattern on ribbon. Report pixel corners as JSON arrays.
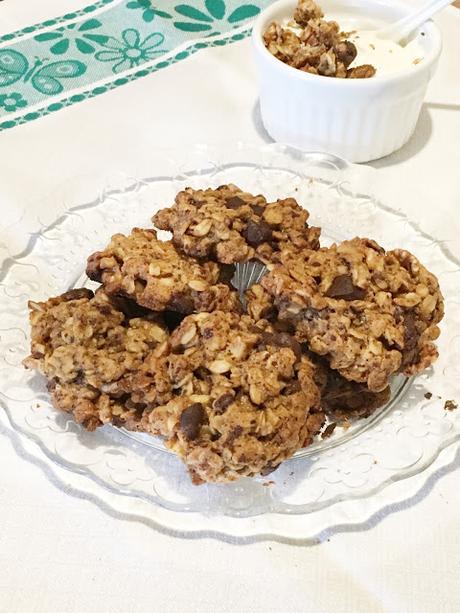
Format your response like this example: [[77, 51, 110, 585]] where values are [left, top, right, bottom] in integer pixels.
[[34, 19, 108, 56], [174, 0, 260, 32], [0, 92, 28, 112], [95, 29, 166, 73], [126, 1, 173, 23]]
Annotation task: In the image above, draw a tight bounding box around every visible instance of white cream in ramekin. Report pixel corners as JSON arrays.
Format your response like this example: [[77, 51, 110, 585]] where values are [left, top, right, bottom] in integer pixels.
[[252, 0, 442, 163]]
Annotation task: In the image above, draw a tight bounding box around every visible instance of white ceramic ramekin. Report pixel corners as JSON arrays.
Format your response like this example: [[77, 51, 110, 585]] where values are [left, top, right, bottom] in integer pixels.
[[252, 0, 442, 162]]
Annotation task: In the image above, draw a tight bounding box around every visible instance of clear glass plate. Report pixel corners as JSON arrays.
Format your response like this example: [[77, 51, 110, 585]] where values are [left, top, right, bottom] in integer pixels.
[[1, 144, 459, 541]]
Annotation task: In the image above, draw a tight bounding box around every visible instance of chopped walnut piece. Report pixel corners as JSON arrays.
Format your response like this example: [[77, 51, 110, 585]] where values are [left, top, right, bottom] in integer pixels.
[[294, 0, 324, 26], [347, 64, 376, 79], [318, 48, 337, 76]]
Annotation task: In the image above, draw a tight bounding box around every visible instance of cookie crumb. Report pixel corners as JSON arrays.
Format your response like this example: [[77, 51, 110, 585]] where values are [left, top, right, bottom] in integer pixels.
[[413, 57, 422, 65], [263, 480, 275, 487], [424, 392, 432, 400], [444, 400, 458, 411]]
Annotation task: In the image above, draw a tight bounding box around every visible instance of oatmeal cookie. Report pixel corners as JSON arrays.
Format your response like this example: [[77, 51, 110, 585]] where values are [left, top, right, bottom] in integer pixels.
[[153, 184, 320, 264], [138, 312, 324, 484], [246, 238, 443, 391], [23, 288, 169, 429], [86, 228, 240, 313]]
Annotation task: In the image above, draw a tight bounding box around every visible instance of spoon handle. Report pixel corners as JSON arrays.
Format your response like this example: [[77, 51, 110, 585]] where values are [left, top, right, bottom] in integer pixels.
[[377, 0, 454, 43]]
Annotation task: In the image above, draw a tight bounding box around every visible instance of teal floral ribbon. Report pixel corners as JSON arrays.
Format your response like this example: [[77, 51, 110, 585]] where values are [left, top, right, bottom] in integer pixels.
[[0, 0, 270, 131]]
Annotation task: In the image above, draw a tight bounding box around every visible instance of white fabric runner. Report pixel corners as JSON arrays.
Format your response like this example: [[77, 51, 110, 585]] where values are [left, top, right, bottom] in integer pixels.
[[0, 1, 459, 611]]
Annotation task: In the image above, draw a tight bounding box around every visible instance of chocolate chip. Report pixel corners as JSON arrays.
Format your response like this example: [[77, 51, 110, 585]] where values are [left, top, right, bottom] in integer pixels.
[[86, 255, 103, 282], [424, 392, 432, 400], [226, 196, 246, 209], [260, 463, 280, 476], [321, 423, 337, 439], [260, 332, 302, 361], [168, 292, 194, 314], [401, 310, 420, 367], [61, 288, 94, 302], [213, 392, 234, 414], [403, 311, 418, 349], [179, 403, 207, 441], [109, 295, 151, 319], [218, 263, 236, 284], [250, 204, 265, 216], [334, 41, 357, 67], [325, 275, 366, 300], [283, 380, 302, 394], [242, 220, 273, 246], [163, 310, 186, 331]]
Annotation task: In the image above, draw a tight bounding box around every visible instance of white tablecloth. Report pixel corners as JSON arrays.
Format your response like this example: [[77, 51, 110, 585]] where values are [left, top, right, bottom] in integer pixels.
[[1, 2, 459, 612]]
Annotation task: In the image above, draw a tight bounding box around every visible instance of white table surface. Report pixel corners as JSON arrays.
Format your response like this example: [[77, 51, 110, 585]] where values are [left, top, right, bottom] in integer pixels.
[[0, 2, 459, 612]]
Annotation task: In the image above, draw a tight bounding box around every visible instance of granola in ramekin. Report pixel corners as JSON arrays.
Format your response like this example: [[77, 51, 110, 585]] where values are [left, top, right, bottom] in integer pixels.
[[263, 0, 376, 78]]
